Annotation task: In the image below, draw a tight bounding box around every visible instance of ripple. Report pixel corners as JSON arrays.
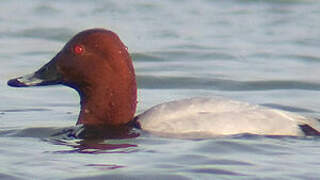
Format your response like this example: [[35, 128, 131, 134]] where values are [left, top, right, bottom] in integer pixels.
[[33, 4, 60, 15], [173, 154, 253, 166], [186, 167, 247, 176], [9, 27, 74, 42], [285, 54, 320, 63], [250, 53, 320, 64], [0, 173, 23, 180], [137, 75, 320, 91], [132, 50, 236, 63], [234, 0, 313, 4], [151, 50, 236, 61], [169, 44, 221, 50], [0, 127, 62, 138], [66, 174, 191, 180], [0, 108, 50, 113], [131, 53, 164, 62]]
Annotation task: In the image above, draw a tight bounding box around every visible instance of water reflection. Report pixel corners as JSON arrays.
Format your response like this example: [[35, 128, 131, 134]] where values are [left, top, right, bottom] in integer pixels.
[[51, 139, 138, 154], [48, 125, 140, 154]]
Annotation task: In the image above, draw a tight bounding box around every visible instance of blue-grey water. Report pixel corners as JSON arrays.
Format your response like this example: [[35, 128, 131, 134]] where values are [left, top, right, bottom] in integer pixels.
[[1, 0, 320, 179]]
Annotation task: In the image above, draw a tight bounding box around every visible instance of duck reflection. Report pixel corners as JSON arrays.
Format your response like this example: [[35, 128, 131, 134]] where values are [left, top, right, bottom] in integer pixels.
[[49, 125, 139, 154]]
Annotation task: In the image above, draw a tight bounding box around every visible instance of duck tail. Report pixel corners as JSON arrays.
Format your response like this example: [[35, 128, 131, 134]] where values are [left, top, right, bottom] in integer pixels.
[[299, 124, 320, 136]]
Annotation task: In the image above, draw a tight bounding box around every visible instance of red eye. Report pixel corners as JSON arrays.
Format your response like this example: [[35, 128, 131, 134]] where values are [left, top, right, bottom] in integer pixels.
[[73, 44, 84, 55]]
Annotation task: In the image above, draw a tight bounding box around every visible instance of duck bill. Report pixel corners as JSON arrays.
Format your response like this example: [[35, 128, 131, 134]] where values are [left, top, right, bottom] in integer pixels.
[[7, 58, 63, 87]]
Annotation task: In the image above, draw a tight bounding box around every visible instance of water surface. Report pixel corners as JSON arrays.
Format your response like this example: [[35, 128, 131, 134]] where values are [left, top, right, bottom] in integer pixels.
[[1, 0, 320, 179]]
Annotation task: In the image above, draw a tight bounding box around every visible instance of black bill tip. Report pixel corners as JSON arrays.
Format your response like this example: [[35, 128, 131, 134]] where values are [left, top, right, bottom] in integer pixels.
[[7, 78, 29, 87]]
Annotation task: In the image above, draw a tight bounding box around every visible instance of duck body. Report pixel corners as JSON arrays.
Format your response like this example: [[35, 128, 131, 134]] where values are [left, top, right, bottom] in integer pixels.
[[7, 28, 320, 137], [137, 97, 320, 137]]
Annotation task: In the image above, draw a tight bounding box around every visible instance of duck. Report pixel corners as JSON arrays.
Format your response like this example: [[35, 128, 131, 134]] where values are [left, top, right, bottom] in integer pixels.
[[7, 28, 320, 138]]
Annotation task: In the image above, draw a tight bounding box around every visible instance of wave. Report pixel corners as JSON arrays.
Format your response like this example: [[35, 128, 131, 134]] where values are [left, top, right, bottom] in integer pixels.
[[137, 75, 320, 91], [3, 27, 74, 42], [131, 50, 236, 62]]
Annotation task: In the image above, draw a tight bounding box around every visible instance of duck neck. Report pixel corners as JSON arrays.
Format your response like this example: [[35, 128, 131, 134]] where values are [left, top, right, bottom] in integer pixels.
[[76, 81, 137, 127]]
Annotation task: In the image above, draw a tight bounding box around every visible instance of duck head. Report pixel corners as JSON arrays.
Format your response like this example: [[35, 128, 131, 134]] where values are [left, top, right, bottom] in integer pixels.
[[8, 29, 137, 127]]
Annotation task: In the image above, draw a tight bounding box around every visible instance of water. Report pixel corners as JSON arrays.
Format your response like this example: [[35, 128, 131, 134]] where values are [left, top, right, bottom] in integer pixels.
[[1, 0, 320, 179]]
